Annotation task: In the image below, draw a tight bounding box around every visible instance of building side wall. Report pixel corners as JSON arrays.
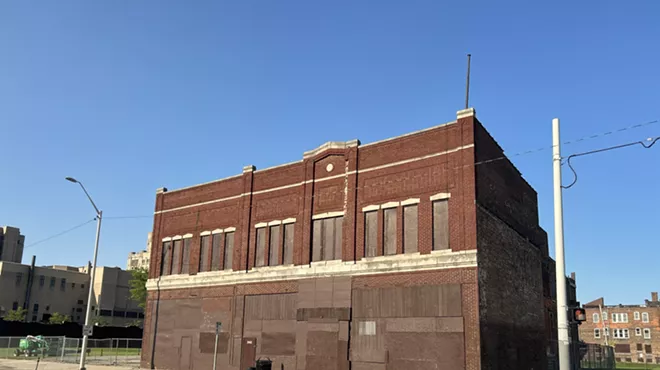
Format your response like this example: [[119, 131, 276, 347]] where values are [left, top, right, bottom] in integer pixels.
[[476, 206, 546, 370], [473, 122, 548, 251], [474, 122, 550, 369]]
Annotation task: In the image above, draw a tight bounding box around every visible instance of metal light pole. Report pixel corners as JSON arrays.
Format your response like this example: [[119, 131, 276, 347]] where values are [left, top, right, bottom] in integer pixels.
[[552, 119, 571, 370], [66, 177, 102, 370], [213, 322, 221, 370]]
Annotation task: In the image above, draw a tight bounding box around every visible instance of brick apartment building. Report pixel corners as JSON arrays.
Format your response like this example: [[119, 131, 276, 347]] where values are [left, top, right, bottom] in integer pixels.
[[142, 108, 556, 370], [581, 293, 660, 364]]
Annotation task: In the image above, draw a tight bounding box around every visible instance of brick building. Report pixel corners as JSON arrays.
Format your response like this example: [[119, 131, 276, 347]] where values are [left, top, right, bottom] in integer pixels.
[[581, 293, 660, 364], [142, 108, 555, 370]]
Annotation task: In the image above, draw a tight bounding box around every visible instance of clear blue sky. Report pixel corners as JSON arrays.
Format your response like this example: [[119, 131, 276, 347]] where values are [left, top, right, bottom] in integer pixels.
[[1, 1, 658, 304]]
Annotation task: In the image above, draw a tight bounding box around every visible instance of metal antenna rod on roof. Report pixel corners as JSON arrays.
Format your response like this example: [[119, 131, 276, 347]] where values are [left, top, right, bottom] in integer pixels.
[[465, 54, 472, 109]]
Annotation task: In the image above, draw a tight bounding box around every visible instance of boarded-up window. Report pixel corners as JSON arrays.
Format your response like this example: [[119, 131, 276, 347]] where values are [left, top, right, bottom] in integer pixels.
[[615, 344, 631, 353], [269, 225, 281, 266], [160, 241, 172, 276], [261, 332, 295, 356], [637, 343, 643, 351], [199, 332, 229, 354], [171, 240, 182, 274], [365, 211, 378, 257], [256, 227, 267, 267], [646, 344, 652, 354], [199, 236, 210, 272], [383, 208, 397, 255], [403, 205, 418, 253], [211, 233, 222, 271], [180, 238, 191, 274], [433, 200, 449, 250], [224, 232, 234, 270], [312, 216, 343, 261], [312, 220, 323, 262], [283, 223, 294, 265]]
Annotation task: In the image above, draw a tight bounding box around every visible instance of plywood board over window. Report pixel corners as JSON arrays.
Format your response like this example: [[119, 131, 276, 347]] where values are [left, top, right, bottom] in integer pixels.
[[269, 225, 281, 266], [161, 241, 172, 276], [433, 200, 449, 250], [199, 236, 210, 272], [312, 216, 343, 261], [383, 209, 397, 255], [403, 205, 418, 253], [211, 234, 222, 271], [181, 239, 191, 274], [283, 223, 294, 265], [224, 232, 234, 270], [365, 211, 378, 257], [171, 240, 182, 274], [256, 228, 267, 267]]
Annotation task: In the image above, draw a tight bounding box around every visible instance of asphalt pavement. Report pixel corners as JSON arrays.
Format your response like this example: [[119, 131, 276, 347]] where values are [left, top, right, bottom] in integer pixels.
[[0, 359, 137, 370]]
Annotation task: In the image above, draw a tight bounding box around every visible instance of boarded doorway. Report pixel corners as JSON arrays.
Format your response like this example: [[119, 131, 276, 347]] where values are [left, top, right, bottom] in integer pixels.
[[241, 337, 257, 370], [180, 336, 192, 370]]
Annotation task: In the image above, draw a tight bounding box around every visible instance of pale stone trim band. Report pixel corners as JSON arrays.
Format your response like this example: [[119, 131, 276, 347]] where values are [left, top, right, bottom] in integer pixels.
[[430, 193, 451, 201], [146, 249, 477, 291], [155, 144, 474, 215], [312, 211, 345, 220], [400, 198, 420, 206]]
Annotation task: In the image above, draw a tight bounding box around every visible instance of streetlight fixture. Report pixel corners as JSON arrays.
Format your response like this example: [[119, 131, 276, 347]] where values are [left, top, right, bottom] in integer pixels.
[[66, 177, 102, 370]]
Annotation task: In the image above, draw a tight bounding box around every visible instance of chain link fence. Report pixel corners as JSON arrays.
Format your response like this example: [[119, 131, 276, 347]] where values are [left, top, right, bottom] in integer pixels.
[[579, 343, 616, 369], [546, 340, 615, 370], [0, 336, 141, 367]]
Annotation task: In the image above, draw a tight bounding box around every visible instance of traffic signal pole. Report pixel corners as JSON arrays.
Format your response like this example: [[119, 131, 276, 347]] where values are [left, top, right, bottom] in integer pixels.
[[553, 118, 571, 370]]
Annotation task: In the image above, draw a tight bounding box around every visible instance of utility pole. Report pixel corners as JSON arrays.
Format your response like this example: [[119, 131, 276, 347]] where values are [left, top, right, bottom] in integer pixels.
[[553, 118, 571, 370], [213, 322, 221, 370], [66, 177, 102, 370]]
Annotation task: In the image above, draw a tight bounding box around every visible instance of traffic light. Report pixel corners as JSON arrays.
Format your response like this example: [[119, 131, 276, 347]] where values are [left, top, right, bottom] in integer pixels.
[[572, 307, 586, 323]]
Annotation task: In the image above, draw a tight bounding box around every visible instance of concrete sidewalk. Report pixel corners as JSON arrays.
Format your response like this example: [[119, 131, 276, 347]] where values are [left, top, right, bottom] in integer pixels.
[[0, 359, 137, 370]]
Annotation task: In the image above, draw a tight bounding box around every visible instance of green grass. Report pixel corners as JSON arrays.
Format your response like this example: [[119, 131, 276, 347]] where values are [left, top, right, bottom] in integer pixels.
[[615, 363, 660, 369], [87, 348, 141, 356]]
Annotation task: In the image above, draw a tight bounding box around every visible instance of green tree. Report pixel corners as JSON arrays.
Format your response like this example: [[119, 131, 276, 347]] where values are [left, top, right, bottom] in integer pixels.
[[129, 267, 148, 310], [4, 308, 27, 321], [93, 316, 109, 327], [48, 312, 71, 324], [126, 319, 143, 328]]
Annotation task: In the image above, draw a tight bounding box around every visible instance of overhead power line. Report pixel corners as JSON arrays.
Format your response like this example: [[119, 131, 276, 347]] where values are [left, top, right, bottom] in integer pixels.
[[20, 119, 660, 232], [24, 218, 96, 250], [562, 136, 660, 189], [474, 118, 659, 167], [104, 215, 152, 220]]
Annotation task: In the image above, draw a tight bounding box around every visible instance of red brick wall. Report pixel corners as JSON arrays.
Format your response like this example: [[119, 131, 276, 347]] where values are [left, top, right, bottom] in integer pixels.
[[473, 119, 550, 369], [474, 121, 548, 252], [144, 110, 552, 370], [580, 304, 660, 362], [149, 115, 478, 280], [476, 206, 547, 370]]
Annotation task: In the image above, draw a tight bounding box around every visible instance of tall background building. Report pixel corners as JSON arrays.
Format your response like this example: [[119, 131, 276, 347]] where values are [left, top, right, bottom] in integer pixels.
[[581, 293, 660, 364], [0, 226, 25, 263], [0, 257, 144, 327], [127, 232, 152, 271]]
